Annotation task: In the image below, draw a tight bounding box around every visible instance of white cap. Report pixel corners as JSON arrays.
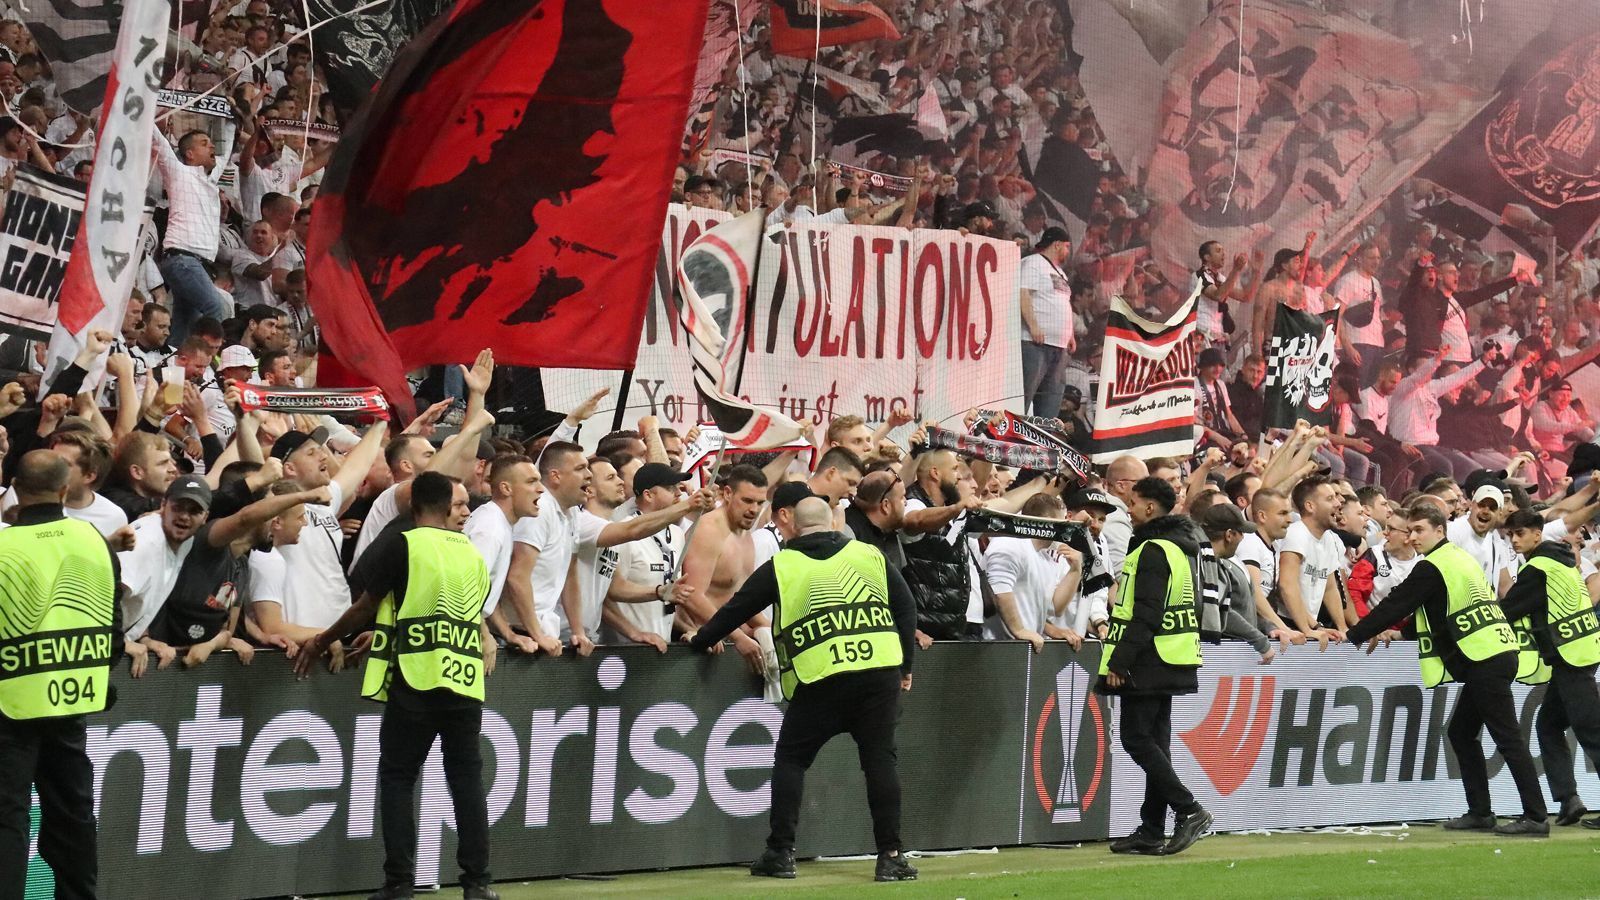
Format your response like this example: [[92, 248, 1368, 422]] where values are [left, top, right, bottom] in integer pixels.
[[1470, 484, 1507, 507], [219, 345, 257, 371]]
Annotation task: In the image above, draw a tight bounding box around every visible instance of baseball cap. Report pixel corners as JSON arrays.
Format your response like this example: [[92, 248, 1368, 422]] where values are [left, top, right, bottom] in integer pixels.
[[634, 462, 692, 495], [1198, 503, 1256, 535], [166, 475, 212, 511], [771, 481, 815, 511], [1061, 385, 1083, 407], [218, 345, 257, 371], [1035, 226, 1071, 249], [1470, 483, 1508, 507], [963, 201, 998, 222], [270, 426, 330, 461], [1066, 488, 1116, 513]]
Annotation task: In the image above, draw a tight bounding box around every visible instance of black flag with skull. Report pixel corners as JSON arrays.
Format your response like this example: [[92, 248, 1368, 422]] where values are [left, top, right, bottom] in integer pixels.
[[1262, 304, 1342, 430]]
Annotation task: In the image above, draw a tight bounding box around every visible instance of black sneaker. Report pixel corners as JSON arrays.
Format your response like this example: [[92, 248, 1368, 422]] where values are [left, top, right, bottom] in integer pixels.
[[1492, 817, 1549, 837], [1442, 813, 1497, 831], [463, 887, 501, 900], [750, 848, 796, 879], [1556, 797, 1588, 826], [1109, 830, 1167, 855], [875, 852, 918, 882], [1164, 808, 1213, 856], [367, 886, 413, 900], [1584, 814, 1600, 830]]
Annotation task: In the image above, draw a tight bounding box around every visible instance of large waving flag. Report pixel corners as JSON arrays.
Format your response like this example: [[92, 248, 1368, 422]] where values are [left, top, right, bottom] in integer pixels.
[[308, 0, 709, 417], [1091, 293, 1199, 464], [45, 0, 170, 393], [769, 0, 899, 57], [677, 208, 806, 449], [1263, 305, 1342, 430]]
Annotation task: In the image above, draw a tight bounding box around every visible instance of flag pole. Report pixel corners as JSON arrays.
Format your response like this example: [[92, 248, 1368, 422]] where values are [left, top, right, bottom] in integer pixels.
[[730, 205, 769, 396], [610, 369, 632, 433]]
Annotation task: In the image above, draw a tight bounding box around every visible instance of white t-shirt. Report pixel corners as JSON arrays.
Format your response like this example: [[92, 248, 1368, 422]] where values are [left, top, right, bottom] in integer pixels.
[[983, 536, 1063, 637], [463, 502, 515, 616], [119, 514, 193, 640], [352, 482, 402, 565], [1367, 548, 1419, 608], [1234, 532, 1279, 597], [1019, 253, 1074, 349], [752, 525, 781, 570], [569, 508, 619, 641], [2, 488, 128, 537], [1331, 271, 1385, 345], [511, 492, 602, 638], [1447, 517, 1513, 591], [248, 547, 288, 607], [275, 481, 350, 629], [604, 523, 684, 644], [1277, 522, 1344, 620]]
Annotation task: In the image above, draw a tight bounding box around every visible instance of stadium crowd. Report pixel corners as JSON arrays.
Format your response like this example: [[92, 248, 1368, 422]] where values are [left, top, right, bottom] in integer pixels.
[[0, 1, 1590, 687]]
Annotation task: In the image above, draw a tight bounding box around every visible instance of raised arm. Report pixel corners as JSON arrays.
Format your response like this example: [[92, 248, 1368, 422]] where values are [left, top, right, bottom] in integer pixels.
[[331, 421, 389, 515]]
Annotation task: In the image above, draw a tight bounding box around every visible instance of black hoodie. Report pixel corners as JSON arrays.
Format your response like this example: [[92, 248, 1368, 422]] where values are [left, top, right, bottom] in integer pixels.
[[1096, 514, 1202, 697], [689, 530, 917, 675], [1500, 541, 1582, 664]]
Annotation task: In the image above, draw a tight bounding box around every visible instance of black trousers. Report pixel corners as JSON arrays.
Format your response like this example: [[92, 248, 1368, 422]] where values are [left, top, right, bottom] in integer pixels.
[[1447, 654, 1546, 820], [1119, 694, 1199, 836], [377, 681, 491, 890], [1535, 662, 1600, 804], [769, 668, 903, 854], [0, 713, 96, 900]]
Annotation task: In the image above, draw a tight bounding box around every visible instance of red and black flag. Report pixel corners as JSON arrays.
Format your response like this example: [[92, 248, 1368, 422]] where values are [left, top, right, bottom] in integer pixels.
[[769, 0, 899, 58], [307, 0, 709, 416]]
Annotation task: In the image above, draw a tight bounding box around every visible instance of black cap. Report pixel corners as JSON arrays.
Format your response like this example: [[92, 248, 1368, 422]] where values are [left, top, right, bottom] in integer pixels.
[[963, 201, 997, 222], [166, 475, 212, 511], [1035, 226, 1071, 249], [270, 426, 330, 461], [1198, 347, 1227, 369], [1198, 503, 1256, 535], [1061, 385, 1083, 407], [1066, 488, 1116, 513], [771, 481, 815, 511], [634, 462, 692, 495], [1547, 378, 1573, 393]]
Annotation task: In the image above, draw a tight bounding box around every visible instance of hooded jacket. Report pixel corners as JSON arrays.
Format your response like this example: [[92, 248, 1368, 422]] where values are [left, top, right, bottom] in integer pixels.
[[1500, 541, 1581, 664], [1098, 514, 1202, 697]]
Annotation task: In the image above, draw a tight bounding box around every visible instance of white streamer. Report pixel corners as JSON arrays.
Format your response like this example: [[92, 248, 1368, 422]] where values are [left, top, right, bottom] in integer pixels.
[[1220, 0, 1246, 214], [809, 2, 821, 177], [733, 0, 753, 208]]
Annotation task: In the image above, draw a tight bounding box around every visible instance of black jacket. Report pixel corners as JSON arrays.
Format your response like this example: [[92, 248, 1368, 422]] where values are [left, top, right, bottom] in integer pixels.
[[1347, 538, 1514, 680], [1097, 515, 1202, 697], [899, 481, 972, 640], [690, 531, 916, 675], [1500, 541, 1580, 664], [1400, 260, 1516, 362]]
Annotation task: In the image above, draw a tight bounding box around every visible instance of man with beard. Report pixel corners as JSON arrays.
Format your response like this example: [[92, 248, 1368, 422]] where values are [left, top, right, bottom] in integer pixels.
[[570, 458, 714, 646], [1228, 355, 1267, 441], [899, 449, 985, 641], [680, 464, 771, 672], [103, 433, 180, 522], [1448, 482, 1516, 598], [1098, 476, 1211, 856], [1502, 509, 1600, 828]]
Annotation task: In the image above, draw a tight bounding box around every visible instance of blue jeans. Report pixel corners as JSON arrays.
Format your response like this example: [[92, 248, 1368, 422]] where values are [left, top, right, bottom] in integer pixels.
[[1021, 340, 1069, 418], [158, 252, 225, 344]]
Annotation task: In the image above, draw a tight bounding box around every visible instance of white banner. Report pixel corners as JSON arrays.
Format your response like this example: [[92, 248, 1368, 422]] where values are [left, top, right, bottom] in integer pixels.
[[1091, 293, 1198, 464], [1109, 644, 1600, 834], [544, 204, 1023, 447], [46, 0, 170, 393], [0, 167, 84, 339]]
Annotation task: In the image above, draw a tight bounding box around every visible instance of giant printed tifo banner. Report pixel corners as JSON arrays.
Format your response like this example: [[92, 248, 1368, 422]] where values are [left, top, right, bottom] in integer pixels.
[[543, 204, 1023, 444], [1069, 0, 1559, 282], [1091, 294, 1198, 463], [1109, 644, 1600, 835]]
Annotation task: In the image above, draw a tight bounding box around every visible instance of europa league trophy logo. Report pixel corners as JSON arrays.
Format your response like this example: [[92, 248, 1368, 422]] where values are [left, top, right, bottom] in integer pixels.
[[1486, 36, 1600, 209]]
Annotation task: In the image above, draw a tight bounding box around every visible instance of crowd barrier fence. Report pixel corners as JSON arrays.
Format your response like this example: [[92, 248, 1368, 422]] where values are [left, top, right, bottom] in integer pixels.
[[21, 642, 1600, 899]]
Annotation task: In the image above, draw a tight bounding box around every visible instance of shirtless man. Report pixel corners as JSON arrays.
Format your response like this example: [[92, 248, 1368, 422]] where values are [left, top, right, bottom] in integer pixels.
[[680, 463, 770, 672]]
